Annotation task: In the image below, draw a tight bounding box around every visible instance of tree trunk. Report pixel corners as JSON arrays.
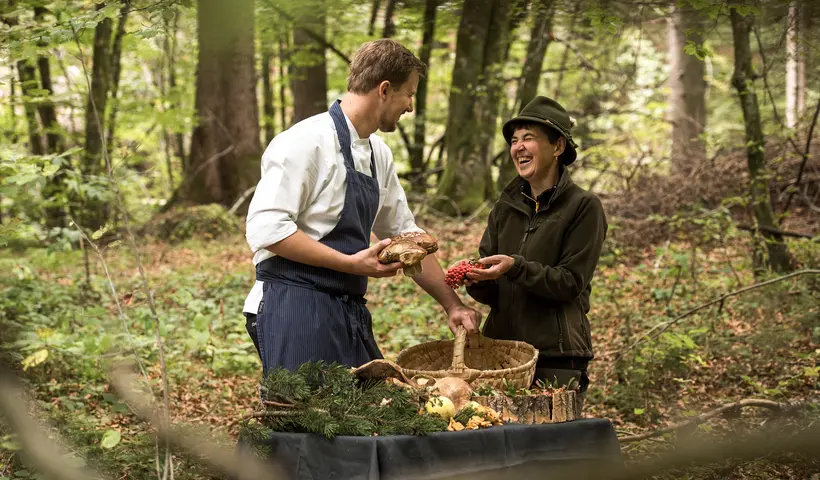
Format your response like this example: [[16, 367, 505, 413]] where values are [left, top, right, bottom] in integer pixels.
[[368, 0, 382, 37], [34, 6, 69, 228], [184, 0, 262, 206], [262, 40, 276, 144], [729, 3, 792, 274], [382, 0, 397, 38], [785, 1, 805, 128], [17, 59, 45, 156], [408, 0, 438, 193], [33, 7, 63, 155], [278, 32, 290, 130], [7, 64, 18, 144], [163, 9, 186, 170], [498, 0, 555, 189], [290, 1, 328, 123], [106, 1, 130, 156], [435, 0, 512, 214], [668, 1, 706, 175]]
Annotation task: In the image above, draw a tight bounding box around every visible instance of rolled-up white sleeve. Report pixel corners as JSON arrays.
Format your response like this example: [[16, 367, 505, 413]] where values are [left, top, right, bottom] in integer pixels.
[[245, 137, 321, 254], [371, 145, 421, 240]]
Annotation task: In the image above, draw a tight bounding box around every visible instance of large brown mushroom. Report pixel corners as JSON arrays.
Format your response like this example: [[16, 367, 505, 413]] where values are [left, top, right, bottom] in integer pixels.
[[377, 231, 439, 276]]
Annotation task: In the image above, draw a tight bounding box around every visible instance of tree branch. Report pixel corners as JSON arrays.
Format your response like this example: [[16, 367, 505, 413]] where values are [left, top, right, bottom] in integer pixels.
[[784, 98, 820, 211], [267, 3, 351, 64], [610, 269, 820, 359], [619, 399, 789, 443]]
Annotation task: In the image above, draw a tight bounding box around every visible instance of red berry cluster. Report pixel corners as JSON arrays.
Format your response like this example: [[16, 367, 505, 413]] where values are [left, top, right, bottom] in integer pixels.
[[444, 260, 486, 289]]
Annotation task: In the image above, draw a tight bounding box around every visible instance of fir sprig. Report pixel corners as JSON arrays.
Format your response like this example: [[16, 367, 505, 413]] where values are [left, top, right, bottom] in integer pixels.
[[245, 362, 448, 439]]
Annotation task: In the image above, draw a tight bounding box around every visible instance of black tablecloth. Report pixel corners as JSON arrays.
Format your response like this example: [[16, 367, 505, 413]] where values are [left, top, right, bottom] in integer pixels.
[[242, 419, 623, 480]]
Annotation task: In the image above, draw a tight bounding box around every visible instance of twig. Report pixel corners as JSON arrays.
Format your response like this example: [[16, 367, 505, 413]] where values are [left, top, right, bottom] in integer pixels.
[[266, 2, 351, 64], [613, 423, 820, 480], [737, 224, 816, 240], [619, 399, 788, 443], [110, 367, 284, 480], [610, 269, 820, 358], [229, 185, 257, 215], [0, 371, 110, 480]]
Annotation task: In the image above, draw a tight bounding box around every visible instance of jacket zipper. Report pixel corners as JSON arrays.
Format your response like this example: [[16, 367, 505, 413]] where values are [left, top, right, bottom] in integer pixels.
[[556, 310, 565, 353]]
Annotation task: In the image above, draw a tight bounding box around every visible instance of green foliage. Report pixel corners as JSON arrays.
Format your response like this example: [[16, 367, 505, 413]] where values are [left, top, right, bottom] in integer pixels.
[[147, 204, 240, 244], [250, 362, 447, 439]]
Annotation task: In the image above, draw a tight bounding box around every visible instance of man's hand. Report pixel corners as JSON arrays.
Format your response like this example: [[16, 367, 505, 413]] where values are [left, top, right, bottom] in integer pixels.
[[447, 304, 481, 334], [465, 255, 515, 282], [347, 238, 403, 278]]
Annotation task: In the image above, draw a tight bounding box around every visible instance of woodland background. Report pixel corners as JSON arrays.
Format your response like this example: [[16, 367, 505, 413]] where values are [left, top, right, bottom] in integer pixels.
[[0, 0, 818, 478]]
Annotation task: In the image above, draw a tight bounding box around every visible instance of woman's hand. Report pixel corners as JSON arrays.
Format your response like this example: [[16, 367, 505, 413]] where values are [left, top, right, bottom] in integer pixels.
[[465, 255, 515, 282]]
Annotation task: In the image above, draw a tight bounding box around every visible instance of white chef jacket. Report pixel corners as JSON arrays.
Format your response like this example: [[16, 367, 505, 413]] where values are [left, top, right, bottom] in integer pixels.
[[243, 107, 421, 314]]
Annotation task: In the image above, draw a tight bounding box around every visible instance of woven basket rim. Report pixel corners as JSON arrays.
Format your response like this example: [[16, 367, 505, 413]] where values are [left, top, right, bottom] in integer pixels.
[[395, 331, 538, 379]]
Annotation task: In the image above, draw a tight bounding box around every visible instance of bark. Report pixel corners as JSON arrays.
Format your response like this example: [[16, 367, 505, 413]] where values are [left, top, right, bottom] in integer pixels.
[[165, 9, 186, 169], [278, 32, 289, 130], [34, 6, 69, 228], [382, 0, 397, 38], [7, 64, 17, 144], [262, 40, 276, 144], [435, 0, 512, 215], [81, 3, 113, 229], [498, 0, 555, 188], [729, 3, 792, 274], [33, 7, 63, 155], [82, 6, 112, 176], [17, 59, 45, 156], [183, 0, 262, 206], [668, 1, 706, 175], [104, 1, 130, 156], [785, 1, 805, 128], [408, 0, 438, 192], [368, 0, 382, 36], [290, 1, 328, 123]]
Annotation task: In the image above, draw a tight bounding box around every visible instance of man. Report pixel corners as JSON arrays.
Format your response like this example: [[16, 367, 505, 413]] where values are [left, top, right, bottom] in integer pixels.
[[465, 96, 607, 412], [243, 39, 480, 374]]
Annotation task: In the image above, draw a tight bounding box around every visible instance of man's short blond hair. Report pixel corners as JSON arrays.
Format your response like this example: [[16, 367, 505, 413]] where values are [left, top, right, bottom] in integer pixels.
[[347, 39, 427, 94]]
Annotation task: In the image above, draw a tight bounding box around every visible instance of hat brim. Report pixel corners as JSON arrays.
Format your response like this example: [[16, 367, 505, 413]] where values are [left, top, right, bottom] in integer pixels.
[[502, 116, 578, 165]]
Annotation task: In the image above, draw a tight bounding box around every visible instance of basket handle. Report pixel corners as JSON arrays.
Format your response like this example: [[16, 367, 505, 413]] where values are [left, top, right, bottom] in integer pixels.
[[450, 325, 467, 372]]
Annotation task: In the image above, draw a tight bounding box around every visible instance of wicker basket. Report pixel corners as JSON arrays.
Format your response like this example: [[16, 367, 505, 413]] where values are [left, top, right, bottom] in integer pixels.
[[395, 325, 538, 390]]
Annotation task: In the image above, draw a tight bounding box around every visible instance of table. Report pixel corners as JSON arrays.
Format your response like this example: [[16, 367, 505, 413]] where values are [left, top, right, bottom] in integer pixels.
[[243, 418, 623, 479]]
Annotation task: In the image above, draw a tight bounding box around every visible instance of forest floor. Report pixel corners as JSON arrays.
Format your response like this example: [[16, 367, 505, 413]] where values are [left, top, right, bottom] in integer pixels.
[[1, 213, 818, 479]]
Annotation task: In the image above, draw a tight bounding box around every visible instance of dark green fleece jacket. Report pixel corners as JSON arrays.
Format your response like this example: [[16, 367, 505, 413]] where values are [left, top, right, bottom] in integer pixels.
[[466, 170, 607, 359]]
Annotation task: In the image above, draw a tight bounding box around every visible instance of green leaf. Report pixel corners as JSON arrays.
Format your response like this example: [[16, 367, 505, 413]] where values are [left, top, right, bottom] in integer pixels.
[[100, 429, 121, 449], [91, 223, 110, 240], [633, 407, 645, 415], [21, 349, 49, 370]]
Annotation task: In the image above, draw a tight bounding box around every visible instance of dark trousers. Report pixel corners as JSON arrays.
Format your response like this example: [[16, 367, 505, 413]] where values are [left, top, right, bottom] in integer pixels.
[[532, 357, 590, 417], [244, 313, 262, 359]]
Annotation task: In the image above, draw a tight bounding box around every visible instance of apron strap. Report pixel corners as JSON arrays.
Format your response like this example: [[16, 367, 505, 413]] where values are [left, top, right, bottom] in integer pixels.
[[329, 100, 377, 179]]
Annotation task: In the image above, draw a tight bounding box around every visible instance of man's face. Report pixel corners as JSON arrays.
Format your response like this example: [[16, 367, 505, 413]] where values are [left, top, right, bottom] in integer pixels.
[[509, 125, 565, 183], [377, 71, 419, 133]]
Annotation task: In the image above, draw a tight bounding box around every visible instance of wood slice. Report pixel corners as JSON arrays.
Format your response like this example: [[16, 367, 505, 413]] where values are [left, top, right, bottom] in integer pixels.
[[552, 392, 568, 423], [566, 390, 577, 421], [472, 395, 551, 424]]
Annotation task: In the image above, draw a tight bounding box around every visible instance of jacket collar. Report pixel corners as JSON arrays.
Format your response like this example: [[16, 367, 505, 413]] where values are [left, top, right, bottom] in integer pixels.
[[499, 167, 575, 215]]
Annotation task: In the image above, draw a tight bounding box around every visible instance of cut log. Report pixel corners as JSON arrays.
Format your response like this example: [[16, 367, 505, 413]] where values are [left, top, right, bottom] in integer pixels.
[[566, 390, 577, 421], [552, 392, 567, 423], [472, 395, 551, 424]]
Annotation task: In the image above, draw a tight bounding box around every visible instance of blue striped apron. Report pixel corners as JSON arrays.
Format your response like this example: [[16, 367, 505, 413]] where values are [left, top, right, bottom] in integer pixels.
[[253, 100, 383, 374]]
